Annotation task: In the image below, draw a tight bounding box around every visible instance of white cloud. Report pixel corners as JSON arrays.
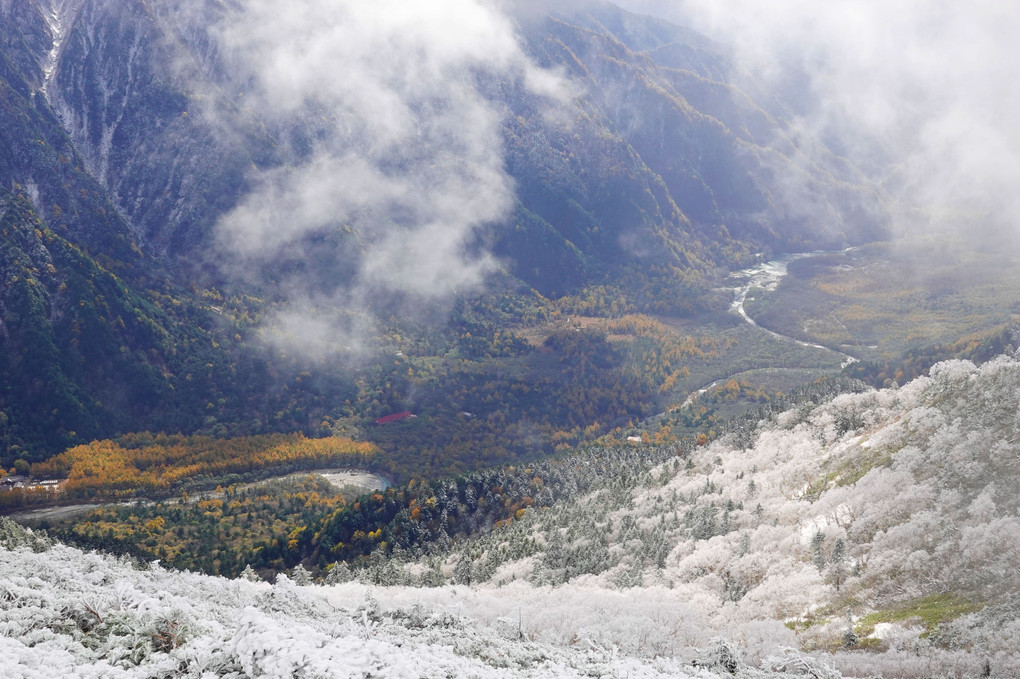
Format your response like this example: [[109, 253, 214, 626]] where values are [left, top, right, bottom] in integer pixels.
[[207, 0, 565, 358], [613, 0, 1020, 235]]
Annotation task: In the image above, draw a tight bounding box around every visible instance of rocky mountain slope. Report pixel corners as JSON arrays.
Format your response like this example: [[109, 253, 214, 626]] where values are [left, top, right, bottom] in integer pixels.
[[6, 0, 885, 291]]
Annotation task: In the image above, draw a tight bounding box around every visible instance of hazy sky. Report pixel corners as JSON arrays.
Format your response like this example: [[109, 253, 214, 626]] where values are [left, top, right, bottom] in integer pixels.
[[612, 0, 1020, 236]]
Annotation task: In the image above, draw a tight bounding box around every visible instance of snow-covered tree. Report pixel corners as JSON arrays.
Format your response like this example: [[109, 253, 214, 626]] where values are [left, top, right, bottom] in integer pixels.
[[291, 563, 313, 585], [240, 564, 261, 582]]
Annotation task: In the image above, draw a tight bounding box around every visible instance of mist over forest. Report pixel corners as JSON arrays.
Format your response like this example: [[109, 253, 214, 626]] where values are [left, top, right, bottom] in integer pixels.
[[1, 1, 1018, 677]]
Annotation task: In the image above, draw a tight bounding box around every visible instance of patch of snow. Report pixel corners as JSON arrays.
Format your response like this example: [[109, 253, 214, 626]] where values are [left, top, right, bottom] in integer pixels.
[[870, 622, 898, 639], [40, 0, 81, 93]]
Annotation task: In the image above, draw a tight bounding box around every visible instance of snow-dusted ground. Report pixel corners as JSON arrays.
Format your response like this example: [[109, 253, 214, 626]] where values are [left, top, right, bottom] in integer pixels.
[[393, 355, 1020, 677], [0, 521, 801, 678], [3, 355, 1019, 678]]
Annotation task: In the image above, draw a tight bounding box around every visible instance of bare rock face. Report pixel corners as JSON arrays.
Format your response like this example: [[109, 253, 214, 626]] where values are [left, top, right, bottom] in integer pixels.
[[41, 0, 249, 259], [0, 1, 139, 266], [0, 0, 55, 88]]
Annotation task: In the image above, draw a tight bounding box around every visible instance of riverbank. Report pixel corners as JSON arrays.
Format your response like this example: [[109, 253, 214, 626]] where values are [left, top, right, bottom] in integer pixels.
[[4, 467, 390, 524], [725, 248, 859, 367]]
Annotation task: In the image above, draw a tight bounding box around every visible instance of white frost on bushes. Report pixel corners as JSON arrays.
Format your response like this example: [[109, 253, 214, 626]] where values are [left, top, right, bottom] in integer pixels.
[[3, 356, 1020, 677], [419, 356, 1020, 677], [1, 523, 754, 678]]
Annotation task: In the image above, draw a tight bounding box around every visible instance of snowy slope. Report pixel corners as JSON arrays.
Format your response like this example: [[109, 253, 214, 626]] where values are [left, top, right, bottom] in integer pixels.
[[3, 355, 1019, 678], [0, 517, 823, 678], [362, 355, 1020, 677]]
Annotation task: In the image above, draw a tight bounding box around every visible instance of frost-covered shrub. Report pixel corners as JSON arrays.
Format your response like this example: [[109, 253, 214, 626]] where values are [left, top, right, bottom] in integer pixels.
[[763, 648, 841, 678], [0, 517, 50, 552], [697, 636, 742, 673], [5, 356, 1020, 677]]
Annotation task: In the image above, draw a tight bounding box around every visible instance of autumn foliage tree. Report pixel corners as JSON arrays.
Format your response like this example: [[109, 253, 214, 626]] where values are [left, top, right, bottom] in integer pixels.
[[30, 433, 377, 499]]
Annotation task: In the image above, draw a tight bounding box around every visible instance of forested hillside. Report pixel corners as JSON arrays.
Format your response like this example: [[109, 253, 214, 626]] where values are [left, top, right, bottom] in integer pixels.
[[312, 354, 1020, 678], [0, 188, 368, 465], [0, 0, 889, 471], [5, 354, 1019, 677]]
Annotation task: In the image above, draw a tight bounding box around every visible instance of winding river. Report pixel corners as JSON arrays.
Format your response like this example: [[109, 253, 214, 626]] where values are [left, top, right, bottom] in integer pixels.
[[726, 249, 858, 367], [10, 250, 862, 519], [678, 249, 860, 410], [5, 467, 390, 524]]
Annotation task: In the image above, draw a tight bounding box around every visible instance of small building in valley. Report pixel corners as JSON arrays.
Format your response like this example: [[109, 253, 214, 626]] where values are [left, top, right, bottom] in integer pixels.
[[373, 411, 416, 426]]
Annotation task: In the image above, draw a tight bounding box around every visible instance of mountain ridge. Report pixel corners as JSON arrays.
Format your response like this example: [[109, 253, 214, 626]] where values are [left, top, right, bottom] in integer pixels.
[[14, 0, 888, 279], [0, 0, 888, 468]]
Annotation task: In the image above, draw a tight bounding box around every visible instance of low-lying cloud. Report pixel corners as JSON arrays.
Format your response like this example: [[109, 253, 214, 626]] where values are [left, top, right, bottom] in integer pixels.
[[614, 0, 1020, 237], [208, 0, 565, 358]]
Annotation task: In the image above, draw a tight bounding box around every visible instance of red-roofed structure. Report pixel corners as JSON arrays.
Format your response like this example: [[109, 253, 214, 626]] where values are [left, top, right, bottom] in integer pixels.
[[373, 411, 416, 426]]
